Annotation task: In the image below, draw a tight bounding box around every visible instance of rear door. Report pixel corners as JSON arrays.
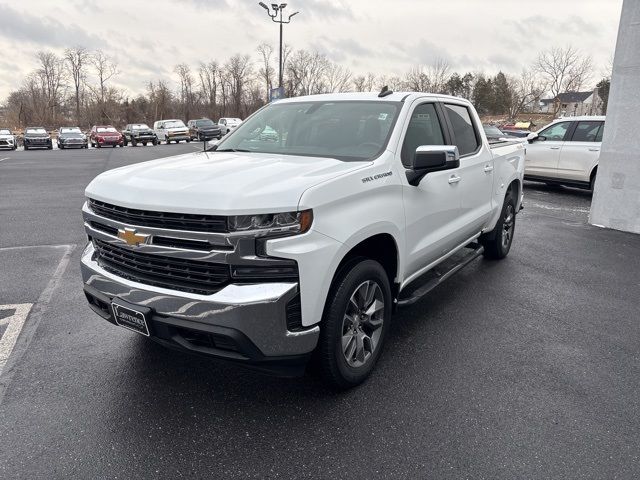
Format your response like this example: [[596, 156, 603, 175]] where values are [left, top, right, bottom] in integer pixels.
[[557, 120, 604, 183], [400, 101, 466, 279], [525, 121, 572, 179], [441, 102, 493, 237]]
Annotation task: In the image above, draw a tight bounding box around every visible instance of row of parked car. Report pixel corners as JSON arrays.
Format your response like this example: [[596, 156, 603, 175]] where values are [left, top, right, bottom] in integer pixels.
[[0, 117, 243, 150]]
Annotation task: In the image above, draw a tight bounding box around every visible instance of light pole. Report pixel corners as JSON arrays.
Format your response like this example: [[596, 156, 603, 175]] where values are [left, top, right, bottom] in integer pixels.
[[258, 2, 299, 90]]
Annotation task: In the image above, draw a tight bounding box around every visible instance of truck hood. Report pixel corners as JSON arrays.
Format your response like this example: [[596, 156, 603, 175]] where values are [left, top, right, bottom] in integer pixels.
[[86, 151, 369, 214]]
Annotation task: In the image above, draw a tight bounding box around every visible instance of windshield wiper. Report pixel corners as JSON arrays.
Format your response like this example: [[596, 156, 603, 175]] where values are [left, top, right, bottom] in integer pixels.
[[215, 148, 252, 152]]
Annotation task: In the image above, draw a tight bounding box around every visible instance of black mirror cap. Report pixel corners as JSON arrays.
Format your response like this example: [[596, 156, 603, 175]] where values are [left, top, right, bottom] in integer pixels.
[[407, 145, 460, 186]]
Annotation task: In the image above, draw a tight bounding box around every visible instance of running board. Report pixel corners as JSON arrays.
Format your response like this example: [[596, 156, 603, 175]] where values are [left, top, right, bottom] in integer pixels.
[[396, 244, 484, 307]]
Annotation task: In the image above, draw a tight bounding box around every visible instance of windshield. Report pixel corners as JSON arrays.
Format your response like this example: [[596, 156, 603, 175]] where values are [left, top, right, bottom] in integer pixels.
[[214, 101, 401, 161], [164, 120, 185, 128], [132, 124, 149, 130], [0, 129, 10, 135], [196, 119, 215, 127], [483, 126, 504, 136], [97, 127, 117, 133], [61, 127, 81, 134], [26, 128, 47, 134]]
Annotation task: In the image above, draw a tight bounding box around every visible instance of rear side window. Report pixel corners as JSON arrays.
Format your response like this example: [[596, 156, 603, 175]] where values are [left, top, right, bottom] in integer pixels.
[[595, 123, 605, 142], [571, 121, 603, 142], [443, 104, 480, 156], [400, 103, 445, 167]]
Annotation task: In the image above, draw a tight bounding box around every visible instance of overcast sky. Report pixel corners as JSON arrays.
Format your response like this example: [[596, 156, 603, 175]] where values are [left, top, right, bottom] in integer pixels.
[[0, 0, 623, 100]]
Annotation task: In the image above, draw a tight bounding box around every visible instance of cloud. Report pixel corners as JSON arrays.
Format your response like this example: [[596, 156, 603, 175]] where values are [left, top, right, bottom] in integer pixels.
[[294, 0, 354, 20], [315, 36, 375, 63], [0, 5, 106, 49]]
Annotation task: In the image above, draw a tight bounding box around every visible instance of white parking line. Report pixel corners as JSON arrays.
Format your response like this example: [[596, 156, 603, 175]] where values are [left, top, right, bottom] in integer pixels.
[[0, 244, 75, 405], [0, 157, 9, 162], [0, 304, 33, 376]]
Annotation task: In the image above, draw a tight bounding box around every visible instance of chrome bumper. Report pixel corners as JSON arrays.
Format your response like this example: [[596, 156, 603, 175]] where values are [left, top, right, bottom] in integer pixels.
[[81, 243, 319, 359]]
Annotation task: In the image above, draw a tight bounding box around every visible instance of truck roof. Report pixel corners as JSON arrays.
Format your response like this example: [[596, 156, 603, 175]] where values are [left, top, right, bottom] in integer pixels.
[[276, 92, 471, 104]]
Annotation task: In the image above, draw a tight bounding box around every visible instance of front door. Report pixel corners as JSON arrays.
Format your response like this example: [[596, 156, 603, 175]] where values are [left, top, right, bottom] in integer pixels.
[[525, 120, 573, 178], [400, 101, 466, 280]]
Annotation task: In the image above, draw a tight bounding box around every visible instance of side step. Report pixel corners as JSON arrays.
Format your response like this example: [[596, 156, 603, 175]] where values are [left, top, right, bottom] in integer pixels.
[[396, 244, 484, 307]]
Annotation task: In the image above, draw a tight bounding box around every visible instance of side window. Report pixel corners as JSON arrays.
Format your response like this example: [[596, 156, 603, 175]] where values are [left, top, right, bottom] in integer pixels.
[[571, 121, 602, 142], [400, 103, 445, 167], [595, 122, 605, 142], [539, 122, 570, 141], [443, 104, 480, 156]]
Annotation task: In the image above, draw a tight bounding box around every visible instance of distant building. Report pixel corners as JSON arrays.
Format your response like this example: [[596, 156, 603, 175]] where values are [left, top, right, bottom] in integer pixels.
[[538, 89, 604, 116]]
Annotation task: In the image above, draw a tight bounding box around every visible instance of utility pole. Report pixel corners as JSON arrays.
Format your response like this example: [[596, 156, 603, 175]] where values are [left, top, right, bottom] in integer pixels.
[[258, 3, 300, 91]]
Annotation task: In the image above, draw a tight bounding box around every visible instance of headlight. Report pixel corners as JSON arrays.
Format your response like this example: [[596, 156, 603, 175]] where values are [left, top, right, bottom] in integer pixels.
[[229, 210, 313, 237]]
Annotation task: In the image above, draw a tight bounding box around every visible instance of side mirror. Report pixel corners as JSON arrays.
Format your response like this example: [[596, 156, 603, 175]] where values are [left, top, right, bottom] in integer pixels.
[[527, 132, 541, 143], [407, 145, 460, 186]]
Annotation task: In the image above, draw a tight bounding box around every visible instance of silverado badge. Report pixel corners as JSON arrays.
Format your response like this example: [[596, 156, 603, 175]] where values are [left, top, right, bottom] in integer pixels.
[[117, 227, 150, 246]]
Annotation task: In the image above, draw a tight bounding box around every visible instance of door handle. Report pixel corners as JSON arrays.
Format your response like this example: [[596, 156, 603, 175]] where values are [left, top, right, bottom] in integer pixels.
[[550, 146, 560, 150], [483, 165, 494, 173], [448, 175, 461, 184], [588, 148, 600, 152]]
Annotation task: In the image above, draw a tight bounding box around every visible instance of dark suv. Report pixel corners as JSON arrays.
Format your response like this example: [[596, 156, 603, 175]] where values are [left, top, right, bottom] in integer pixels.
[[122, 123, 158, 146], [23, 127, 53, 150], [188, 118, 222, 141]]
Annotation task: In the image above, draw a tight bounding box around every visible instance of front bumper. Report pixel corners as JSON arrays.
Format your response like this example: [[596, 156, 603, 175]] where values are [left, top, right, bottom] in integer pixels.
[[167, 132, 191, 141], [81, 243, 319, 375]]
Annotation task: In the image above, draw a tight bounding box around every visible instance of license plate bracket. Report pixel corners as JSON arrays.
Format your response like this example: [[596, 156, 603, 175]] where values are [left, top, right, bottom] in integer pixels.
[[111, 298, 151, 336]]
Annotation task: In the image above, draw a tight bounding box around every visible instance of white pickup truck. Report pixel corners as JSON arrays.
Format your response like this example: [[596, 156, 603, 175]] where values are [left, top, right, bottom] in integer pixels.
[[81, 91, 525, 388]]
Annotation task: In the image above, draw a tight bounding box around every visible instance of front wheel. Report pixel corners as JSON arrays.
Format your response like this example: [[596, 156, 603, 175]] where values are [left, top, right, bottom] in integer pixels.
[[318, 259, 392, 389], [480, 190, 516, 259]]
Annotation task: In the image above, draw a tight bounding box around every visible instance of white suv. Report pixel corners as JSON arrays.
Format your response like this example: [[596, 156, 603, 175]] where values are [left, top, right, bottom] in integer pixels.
[[217, 117, 242, 135], [525, 116, 605, 190]]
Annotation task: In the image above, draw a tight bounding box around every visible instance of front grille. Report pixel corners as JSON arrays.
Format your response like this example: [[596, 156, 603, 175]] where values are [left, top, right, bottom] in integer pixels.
[[93, 238, 230, 295], [88, 199, 228, 233]]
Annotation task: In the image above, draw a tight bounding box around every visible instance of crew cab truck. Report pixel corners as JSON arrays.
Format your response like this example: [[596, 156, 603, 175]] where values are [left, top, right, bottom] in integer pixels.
[[81, 91, 525, 388]]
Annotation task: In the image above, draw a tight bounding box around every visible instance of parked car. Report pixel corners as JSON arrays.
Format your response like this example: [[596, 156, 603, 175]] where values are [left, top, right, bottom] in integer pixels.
[[23, 127, 53, 150], [0, 128, 18, 150], [188, 118, 222, 141], [153, 119, 190, 144], [90, 125, 124, 148], [81, 91, 525, 388], [122, 123, 158, 147], [482, 125, 520, 142], [217, 117, 242, 135], [57, 127, 88, 149], [525, 115, 605, 190]]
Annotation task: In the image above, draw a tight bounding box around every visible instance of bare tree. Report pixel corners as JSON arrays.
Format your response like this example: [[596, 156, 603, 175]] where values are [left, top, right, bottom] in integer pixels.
[[64, 46, 89, 124], [324, 62, 352, 93], [507, 69, 546, 118], [174, 63, 196, 120], [90, 50, 118, 106], [535, 46, 593, 114], [35, 51, 67, 125], [225, 54, 252, 116], [199, 61, 219, 118], [257, 43, 275, 101]]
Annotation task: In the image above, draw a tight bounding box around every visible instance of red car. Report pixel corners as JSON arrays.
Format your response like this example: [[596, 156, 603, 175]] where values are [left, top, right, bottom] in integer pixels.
[[90, 125, 124, 148]]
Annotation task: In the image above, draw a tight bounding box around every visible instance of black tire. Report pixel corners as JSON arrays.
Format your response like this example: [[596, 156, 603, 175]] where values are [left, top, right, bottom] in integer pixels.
[[480, 189, 516, 260], [318, 258, 392, 389], [97, 143, 101, 148], [131, 138, 137, 147], [47, 144, 53, 150], [166, 138, 171, 144], [123, 138, 128, 147], [186, 138, 191, 143], [142, 142, 147, 146], [152, 139, 158, 146], [59, 144, 64, 150], [24, 145, 29, 151], [590, 170, 597, 192]]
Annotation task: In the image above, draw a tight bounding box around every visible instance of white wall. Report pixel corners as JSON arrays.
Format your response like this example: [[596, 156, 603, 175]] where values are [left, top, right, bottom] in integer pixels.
[[589, 0, 640, 234]]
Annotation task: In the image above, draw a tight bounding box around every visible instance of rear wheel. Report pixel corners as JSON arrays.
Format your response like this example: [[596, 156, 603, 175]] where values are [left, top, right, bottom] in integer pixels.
[[480, 190, 516, 259], [318, 259, 391, 389], [590, 169, 597, 192]]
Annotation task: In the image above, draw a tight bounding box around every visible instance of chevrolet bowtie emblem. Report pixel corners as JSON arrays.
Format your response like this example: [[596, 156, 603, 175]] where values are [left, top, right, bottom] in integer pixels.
[[117, 227, 150, 246]]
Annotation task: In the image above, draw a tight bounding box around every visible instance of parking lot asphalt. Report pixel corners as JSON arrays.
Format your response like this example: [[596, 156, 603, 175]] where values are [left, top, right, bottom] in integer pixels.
[[1, 146, 639, 479]]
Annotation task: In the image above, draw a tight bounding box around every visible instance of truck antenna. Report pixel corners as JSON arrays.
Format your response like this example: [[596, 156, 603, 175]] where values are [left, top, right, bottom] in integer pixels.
[[378, 86, 393, 98]]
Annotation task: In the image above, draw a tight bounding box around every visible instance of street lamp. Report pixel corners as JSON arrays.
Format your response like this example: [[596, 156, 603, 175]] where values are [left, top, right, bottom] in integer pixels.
[[258, 2, 300, 90]]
